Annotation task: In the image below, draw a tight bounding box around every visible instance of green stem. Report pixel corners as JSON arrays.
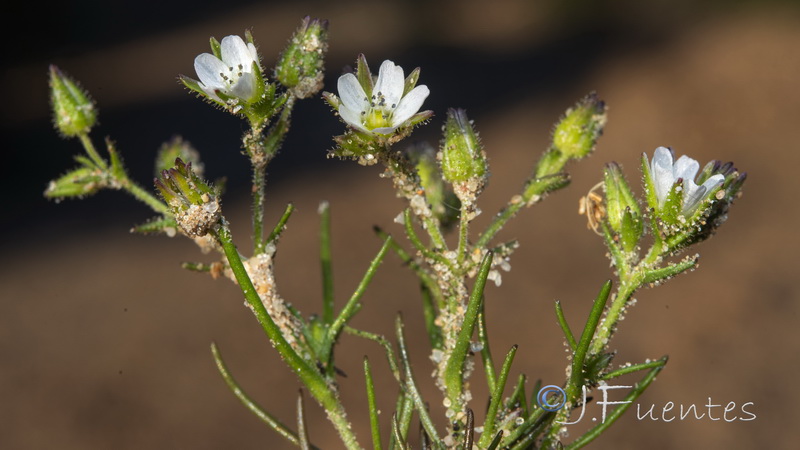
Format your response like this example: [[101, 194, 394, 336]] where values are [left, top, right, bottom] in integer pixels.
[[456, 203, 470, 265], [213, 223, 361, 450], [476, 173, 570, 248], [120, 176, 170, 214], [78, 133, 107, 169], [319, 201, 335, 324]]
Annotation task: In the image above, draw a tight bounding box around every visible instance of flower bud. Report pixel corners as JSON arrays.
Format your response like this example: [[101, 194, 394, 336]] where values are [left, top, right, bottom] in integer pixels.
[[155, 158, 221, 237], [155, 137, 204, 178], [275, 17, 329, 98], [44, 166, 105, 200], [440, 109, 487, 184], [552, 92, 607, 160], [603, 162, 642, 253], [49, 65, 97, 137]]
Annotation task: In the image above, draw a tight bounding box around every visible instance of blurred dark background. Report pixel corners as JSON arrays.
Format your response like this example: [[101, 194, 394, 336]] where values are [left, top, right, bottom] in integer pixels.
[[2, 0, 799, 448]]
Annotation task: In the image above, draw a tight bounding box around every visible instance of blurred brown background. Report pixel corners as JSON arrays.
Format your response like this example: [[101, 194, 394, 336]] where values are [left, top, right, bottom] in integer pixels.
[[2, 0, 799, 448]]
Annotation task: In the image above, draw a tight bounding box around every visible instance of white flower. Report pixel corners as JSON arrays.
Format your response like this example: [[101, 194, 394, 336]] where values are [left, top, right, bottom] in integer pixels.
[[194, 35, 261, 103], [336, 60, 429, 135], [649, 146, 725, 214]]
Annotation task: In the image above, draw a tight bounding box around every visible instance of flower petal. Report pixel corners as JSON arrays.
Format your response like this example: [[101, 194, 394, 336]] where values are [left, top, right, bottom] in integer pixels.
[[246, 42, 260, 68], [391, 85, 429, 127], [673, 155, 700, 183], [221, 35, 255, 69], [374, 60, 405, 108], [194, 53, 228, 90], [371, 126, 398, 135], [230, 73, 256, 102], [338, 104, 369, 133], [338, 73, 368, 113], [651, 146, 674, 204]]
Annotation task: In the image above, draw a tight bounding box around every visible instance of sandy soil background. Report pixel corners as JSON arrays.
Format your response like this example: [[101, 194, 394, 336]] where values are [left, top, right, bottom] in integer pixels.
[[2, 0, 799, 448]]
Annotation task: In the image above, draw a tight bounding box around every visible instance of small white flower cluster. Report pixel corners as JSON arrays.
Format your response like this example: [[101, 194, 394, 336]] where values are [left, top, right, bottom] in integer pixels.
[[648, 146, 724, 215]]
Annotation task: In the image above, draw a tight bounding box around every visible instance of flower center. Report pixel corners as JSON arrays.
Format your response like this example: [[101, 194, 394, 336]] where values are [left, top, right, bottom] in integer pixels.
[[361, 91, 397, 130], [219, 63, 247, 88]]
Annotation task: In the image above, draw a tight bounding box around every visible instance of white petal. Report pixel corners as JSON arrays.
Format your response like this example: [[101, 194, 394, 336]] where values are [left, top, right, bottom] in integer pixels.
[[221, 35, 255, 69], [391, 85, 429, 126], [337, 73, 368, 113], [374, 60, 405, 108], [246, 42, 260, 67], [700, 174, 725, 193], [194, 53, 228, 90], [673, 155, 700, 183], [371, 126, 398, 135], [651, 147, 674, 204], [338, 104, 369, 133], [230, 73, 257, 101]]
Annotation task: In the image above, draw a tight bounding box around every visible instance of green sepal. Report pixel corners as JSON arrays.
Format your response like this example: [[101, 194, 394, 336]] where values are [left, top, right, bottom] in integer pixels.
[[641, 152, 660, 212], [331, 130, 383, 160], [403, 67, 420, 96], [245, 83, 286, 129], [356, 54, 374, 96], [619, 208, 642, 254], [209, 36, 222, 59], [659, 179, 685, 228]]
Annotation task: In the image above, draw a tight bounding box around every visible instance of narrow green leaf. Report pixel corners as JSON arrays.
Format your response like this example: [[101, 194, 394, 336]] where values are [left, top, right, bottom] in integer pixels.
[[478, 344, 518, 447], [601, 357, 668, 381], [328, 236, 392, 343], [506, 373, 529, 417], [297, 391, 311, 450], [554, 301, 577, 352], [211, 343, 303, 447], [565, 357, 667, 449], [568, 281, 613, 397], [395, 316, 443, 446], [363, 358, 383, 450], [265, 202, 295, 246], [444, 252, 493, 403], [642, 255, 698, 285], [478, 305, 497, 392]]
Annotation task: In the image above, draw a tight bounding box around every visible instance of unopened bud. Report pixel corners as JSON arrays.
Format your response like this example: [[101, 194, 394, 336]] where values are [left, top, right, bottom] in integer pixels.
[[49, 65, 97, 137], [440, 108, 487, 184], [155, 137, 204, 178], [553, 92, 607, 159], [275, 16, 329, 98]]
